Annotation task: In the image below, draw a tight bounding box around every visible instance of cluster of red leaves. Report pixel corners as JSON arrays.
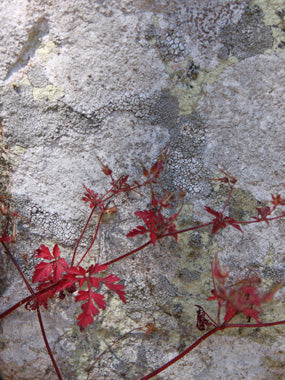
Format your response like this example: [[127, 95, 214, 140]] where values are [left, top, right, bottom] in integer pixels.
[[253, 189, 285, 224], [271, 189, 285, 210], [0, 234, 11, 243], [141, 146, 168, 184], [127, 189, 182, 246], [207, 255, 278, 324], [205, 206, 242, 234], [82, 186, 107, 212], [126, 147, 183, 245], [127, 208, 179, 245], [28, 244, 126, 330]]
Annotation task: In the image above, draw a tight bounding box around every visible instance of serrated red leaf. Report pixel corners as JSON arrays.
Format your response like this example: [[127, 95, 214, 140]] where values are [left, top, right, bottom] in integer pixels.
[[89, 277, 100, 288], [75, 290, 89, 302], [52, 244, 61, 258], [91, 292, 106, 309], [101, 274, 121, 284], [205, 206, 242, 234], [52, 257, 69, 282], [126, 226, 147, 237], [76, 289, 106, 330], [32, 244, 69, 285], [34, 245, 53, 260], [77, 311, 94, 330], [32, 262, 52, 283], [88, 263, 108, 274]]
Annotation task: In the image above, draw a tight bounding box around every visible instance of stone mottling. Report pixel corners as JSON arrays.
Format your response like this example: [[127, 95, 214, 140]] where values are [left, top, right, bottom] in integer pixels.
[[0, 1, 284, 380], [220, 5, 274, 59]]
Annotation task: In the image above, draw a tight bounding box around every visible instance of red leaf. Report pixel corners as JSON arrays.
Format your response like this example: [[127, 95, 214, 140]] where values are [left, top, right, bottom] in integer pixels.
[[101, 275, 126, 303], [91, 292, 106, 309], [63, 266, 86, 288], [32, 262, 52, 283], [101, 274, 120, 284], [34, 245, 53, 260], [271, 193, 285, 209], [52, 257, 69, 282], [76, 289, 105, 330], [205, 206, 242, 234], [127, 208, 179, 245], [88, 263, 108, 274], [52, 244, 61, 259], [224, 217, 243, 232], [77, 310, 94, 330], [89, 277, 100, 288], [0, 234, 11, 243], [75, 290, 90, 302], [253, 206, 272, 224], [32, 244, 69, 284], [126, 226, 147, 237]]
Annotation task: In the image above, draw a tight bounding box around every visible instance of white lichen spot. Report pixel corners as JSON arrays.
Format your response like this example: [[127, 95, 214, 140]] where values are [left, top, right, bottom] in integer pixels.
[[36, 41, 58, 62]]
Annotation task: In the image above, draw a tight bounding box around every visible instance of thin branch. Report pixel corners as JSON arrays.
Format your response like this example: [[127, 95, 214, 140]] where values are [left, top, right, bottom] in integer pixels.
[[140, 318, 285, 380], [71, 205, 97, 266], [140, 325, 222, 380], [76, 212, 104, 267], [36, 308, 63, 380], [1, 242, 63, 380]]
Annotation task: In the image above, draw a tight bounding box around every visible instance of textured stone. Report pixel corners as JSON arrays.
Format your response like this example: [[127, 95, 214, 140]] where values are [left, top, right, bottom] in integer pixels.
[[0, 1, 284, 379]]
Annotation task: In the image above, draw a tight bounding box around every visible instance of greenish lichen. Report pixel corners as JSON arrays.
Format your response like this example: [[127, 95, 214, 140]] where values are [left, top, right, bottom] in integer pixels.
[[33, 84, 64, 101], [168, 55, 238, 115], [251, 0, 285, 51]]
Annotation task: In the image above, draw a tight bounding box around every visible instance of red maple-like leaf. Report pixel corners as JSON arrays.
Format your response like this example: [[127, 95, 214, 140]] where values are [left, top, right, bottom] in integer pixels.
[[82, 185, 106, 212], [127, 208, 179, 245], [271, 192, 285, 209], [253, 206, 272, 224], [76, 289, 106, 330], [140, 146, 168, 184], [62, 264, 126, 329], [32, 244, 69, 283], [205, 206, 242, 234], [100, 274, 127, 303]]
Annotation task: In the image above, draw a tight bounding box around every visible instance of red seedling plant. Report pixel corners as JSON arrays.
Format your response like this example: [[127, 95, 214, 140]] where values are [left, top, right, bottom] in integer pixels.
[[0, 148, 284, 380]]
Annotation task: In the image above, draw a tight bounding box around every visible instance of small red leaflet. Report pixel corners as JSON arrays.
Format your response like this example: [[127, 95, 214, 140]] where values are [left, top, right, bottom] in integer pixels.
[[204, 206, 242, 234]]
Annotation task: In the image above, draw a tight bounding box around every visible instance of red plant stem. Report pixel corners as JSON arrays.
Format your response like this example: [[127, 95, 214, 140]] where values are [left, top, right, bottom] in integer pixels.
[[0, 294, 32, 319], [87, 326, 145, 378], [0, 281, 62, 320], [103, 240, 152, 266], [222, 185, 234, 213], [71, 205, 97, 266], [141, 325, 222, 380], [0, 242, 63, 380], [141, 319, 285, 380], [0, 214, 282, 318], [225, 320, 285, 328], [1, 223, 214, 316], [76, 212, 104, 267], [162, 221, 213, 238], [1, 241, 34, 293], [238, 214, 285, 224], [103, 223, 214, 266], [36, 308, 63, 380]]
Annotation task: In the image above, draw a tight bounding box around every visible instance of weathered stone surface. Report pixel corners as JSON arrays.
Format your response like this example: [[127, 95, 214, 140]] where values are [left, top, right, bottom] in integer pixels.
[[0, 0, 284, 379]]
